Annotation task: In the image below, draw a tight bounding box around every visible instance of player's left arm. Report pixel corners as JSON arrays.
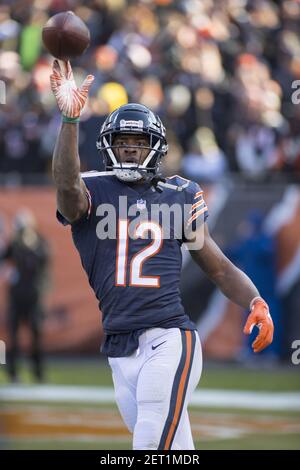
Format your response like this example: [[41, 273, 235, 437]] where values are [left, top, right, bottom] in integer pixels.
[[189, 223, 274, 353]]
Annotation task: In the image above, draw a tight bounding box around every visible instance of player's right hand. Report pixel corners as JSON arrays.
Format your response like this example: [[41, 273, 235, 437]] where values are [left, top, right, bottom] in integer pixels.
[[50, 60, 94, 118], [243, 297, 274, 353]]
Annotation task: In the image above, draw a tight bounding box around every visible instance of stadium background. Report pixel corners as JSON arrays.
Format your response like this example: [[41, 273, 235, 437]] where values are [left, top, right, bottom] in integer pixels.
[[0, 0, 299, 450]]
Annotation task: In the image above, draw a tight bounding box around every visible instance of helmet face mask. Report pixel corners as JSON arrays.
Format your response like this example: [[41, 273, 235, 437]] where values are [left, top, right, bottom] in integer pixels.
[[96, 103, 168, 182], [109, 134, 152, 182]]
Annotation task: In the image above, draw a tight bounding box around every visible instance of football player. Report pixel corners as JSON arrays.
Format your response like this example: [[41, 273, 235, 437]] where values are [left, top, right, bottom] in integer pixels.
[[50, 61, 274, 450]]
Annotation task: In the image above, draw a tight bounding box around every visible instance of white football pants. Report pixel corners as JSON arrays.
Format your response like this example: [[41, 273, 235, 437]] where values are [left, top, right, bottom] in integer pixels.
[[108, 327, 202, 450]]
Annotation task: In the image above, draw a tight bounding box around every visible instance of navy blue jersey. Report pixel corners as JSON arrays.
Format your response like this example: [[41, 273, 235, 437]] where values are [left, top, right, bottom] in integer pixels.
[[57, 173, 209, 356]]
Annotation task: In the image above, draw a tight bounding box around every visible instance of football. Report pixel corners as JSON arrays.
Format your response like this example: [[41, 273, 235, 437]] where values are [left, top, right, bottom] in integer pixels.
[[42, 11, 90, 60]]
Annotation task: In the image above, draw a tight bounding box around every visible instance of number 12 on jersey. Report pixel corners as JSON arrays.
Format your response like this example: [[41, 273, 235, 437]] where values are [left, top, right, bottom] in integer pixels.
[[115, 220, 163, 288]]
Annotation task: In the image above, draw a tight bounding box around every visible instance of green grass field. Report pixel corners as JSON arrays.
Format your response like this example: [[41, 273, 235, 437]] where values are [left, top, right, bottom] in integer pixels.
[[1, 358, 299, 390], [0, 359, 299, 450]]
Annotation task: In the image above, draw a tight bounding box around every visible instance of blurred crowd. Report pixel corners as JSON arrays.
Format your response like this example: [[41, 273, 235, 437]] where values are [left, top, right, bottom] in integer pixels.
[[0, 0, 300, 184]]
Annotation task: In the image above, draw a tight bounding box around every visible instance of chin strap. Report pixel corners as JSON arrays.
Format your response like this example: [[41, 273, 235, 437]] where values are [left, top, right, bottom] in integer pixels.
[[151, 175, 167, 193], [136, 169, 166, 192]]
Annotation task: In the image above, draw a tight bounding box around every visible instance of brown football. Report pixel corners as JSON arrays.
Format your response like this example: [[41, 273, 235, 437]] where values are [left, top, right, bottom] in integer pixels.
[[42, 11, 90, 60]]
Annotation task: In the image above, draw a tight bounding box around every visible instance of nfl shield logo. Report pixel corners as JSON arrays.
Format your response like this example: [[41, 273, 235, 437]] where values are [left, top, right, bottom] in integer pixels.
[[137, 199, 146, 210]]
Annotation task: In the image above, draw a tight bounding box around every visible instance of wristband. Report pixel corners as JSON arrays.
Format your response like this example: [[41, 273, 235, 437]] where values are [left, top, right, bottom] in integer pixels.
[[62, 115, 80, 123]]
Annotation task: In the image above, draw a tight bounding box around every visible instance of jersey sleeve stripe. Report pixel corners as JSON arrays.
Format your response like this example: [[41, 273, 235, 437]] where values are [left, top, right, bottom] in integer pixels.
[[187, 206, 208, 225], [189, 200, 206, 214]]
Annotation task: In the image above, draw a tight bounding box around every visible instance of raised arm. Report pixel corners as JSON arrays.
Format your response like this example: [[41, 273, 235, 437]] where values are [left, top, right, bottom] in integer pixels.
[[189, 223, 274, 352], [53, 121, 88, 223], [50, 60, 94, 223]]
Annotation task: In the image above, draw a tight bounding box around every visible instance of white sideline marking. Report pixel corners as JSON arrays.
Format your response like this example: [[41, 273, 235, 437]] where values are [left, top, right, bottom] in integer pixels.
[[0, 385, 300, 411]]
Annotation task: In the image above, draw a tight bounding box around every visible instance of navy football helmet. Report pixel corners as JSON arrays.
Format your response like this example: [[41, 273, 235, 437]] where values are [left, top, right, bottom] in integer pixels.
[[96, 103, 168, 182]]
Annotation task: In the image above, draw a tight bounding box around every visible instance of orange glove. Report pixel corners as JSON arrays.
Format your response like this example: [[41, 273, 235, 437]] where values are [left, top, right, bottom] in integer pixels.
[[50, 60, 94, 118], [243, 297, 274, 353]]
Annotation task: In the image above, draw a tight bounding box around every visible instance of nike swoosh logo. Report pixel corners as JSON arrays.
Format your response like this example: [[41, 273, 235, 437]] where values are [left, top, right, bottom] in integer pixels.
[[152, 341, 167, 350]]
